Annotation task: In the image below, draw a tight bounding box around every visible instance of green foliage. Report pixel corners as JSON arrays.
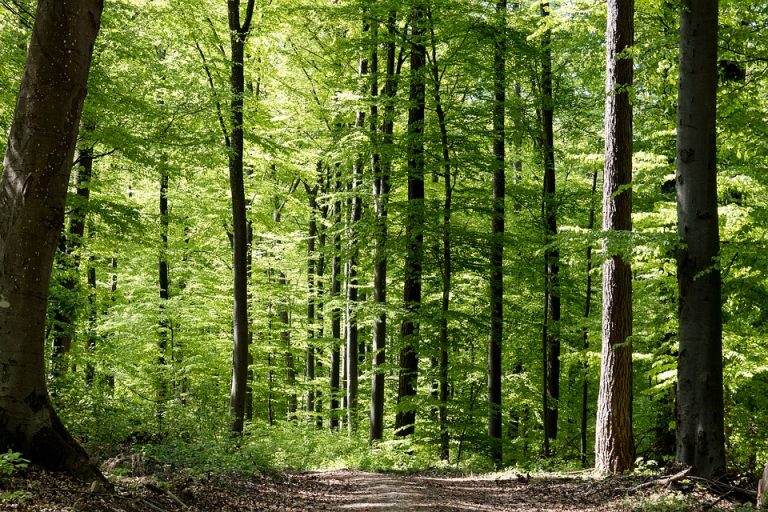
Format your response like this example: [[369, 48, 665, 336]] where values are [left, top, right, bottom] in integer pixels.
[[0, 451, 28, 476]]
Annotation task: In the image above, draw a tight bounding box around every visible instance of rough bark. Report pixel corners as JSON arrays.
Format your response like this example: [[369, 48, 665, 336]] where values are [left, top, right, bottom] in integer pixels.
[[0, 0, 103, 482], [395, 2, 426, 438], [595, 0, 635, 474], [675, 0, 725, 479], [540, 0, 561, 444], [488, 0, 506, 466], [227, 0, 256, 434]]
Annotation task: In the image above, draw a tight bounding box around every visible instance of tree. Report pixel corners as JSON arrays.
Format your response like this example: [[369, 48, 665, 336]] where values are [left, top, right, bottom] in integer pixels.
[[395, 2, 426, 437], [675, 0, 725, 478], [226, 0, 256, 434], [488, 0, 506, 466], [595, 0, 635, 474], [539, 0, 561, 449], [0, 0, 103, 480]]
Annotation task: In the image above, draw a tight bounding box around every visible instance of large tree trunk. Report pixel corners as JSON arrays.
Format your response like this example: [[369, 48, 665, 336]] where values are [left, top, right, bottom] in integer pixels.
[[227, 0, 255, 434], [595, 0, 635, 474], [675, 0, 725, 479], [395, 2, 426, 438], [487, 0, 507, 466], [0, 0, 103, 482], [540, 0, 561, 445]]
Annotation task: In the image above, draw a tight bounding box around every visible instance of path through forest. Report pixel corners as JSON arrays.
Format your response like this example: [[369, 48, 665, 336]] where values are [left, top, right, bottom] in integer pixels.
[[4, 467, 751, 511]]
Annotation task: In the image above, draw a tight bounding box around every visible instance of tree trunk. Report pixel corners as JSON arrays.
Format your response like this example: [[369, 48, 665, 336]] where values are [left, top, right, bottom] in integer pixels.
[[580, 169, 598, 467], [227, 0, 255, 434], [158, 168, 170, 432], [539, 0, 561, 446], [370, 10, 401, 443], [346, 17, 369, 434], [395, 2, 426, 438], [595, 0, 635, 474], [51, 144, 94, 377], [330, 167, 343, 430], [0, 0, 104, 482], [305, 176, 319, 419], [488, 0, 506, 466], [675, 0, 725, 479], [426, 6, 452, 461]]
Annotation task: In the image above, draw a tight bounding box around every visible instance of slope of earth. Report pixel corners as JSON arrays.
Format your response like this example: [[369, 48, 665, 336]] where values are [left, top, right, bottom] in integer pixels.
[[0, 468, 753, 511]]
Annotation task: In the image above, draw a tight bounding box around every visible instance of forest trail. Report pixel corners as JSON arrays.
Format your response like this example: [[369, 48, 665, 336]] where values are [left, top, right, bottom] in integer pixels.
[[9, 468, 749, 511]]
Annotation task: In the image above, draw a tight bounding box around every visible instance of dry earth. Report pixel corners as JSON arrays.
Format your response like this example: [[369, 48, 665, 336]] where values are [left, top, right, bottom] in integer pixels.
[[0, 468, 753, 511]]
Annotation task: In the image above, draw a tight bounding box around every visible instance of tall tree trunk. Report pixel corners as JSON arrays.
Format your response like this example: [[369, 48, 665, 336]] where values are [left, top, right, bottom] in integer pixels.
[[370, 10, 401, 443], [595, 0, 635, 474], [51, 144, 94, 377], [305, 175, 319, 419], [580, 169, 598, 467], [0, 0, 104, 482], [540, 0, 561, 445], [426, 7, 452, 461], [488, 0, 507, 466], [330, 167, 343, 430], [395, 2, 426, 438], [675, 0, 725, 479], [158, 168, 170, 433], [346, 17, 369, 434], [227, 0, 256, 434]]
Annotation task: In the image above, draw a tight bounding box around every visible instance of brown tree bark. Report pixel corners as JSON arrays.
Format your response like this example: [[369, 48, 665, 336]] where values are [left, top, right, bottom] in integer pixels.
[[395, 2, 426, 438], [0, 0, 103, 482], [675, 0, 725, 479], [595, 0, 635, 474]]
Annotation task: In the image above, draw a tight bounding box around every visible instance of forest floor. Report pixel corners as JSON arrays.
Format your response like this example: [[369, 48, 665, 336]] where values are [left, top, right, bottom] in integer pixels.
[[0, 466, 756, 511]]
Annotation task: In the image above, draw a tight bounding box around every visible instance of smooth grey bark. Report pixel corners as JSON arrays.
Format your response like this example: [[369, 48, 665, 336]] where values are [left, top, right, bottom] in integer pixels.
[[595, 0, 635, 474], [227, 0, 256, 434], [305, 175, 319, 419], [0, 0, 103, 481], [675, 0, 725, 479], [488, 0, 506, 466], [395, 2, 426, 438]]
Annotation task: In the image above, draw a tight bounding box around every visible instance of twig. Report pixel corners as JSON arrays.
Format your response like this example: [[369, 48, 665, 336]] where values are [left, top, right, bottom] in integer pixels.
[[626, 467, 692, 493], [165, 489, 188, 509], [141, 497, 169, 512]]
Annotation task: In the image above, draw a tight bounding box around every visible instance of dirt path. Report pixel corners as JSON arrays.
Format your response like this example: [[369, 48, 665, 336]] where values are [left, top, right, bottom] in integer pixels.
[[3, 468, 750, 511]]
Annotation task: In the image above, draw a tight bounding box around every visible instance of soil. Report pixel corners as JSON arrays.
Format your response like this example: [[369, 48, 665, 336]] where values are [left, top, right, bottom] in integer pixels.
[[0, 467, 754, 511]]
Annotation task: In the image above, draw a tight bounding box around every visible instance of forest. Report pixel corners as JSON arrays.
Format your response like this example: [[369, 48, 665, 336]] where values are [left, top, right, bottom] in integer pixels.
[[0, 0, 767, 510]]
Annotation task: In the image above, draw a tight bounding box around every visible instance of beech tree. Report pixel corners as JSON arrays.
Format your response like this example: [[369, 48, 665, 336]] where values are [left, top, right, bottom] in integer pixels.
[[675, 0, 726, 478], [487, 0, 506, 466], [0, 0, 103, 480], [595, 0, 635, 474]]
